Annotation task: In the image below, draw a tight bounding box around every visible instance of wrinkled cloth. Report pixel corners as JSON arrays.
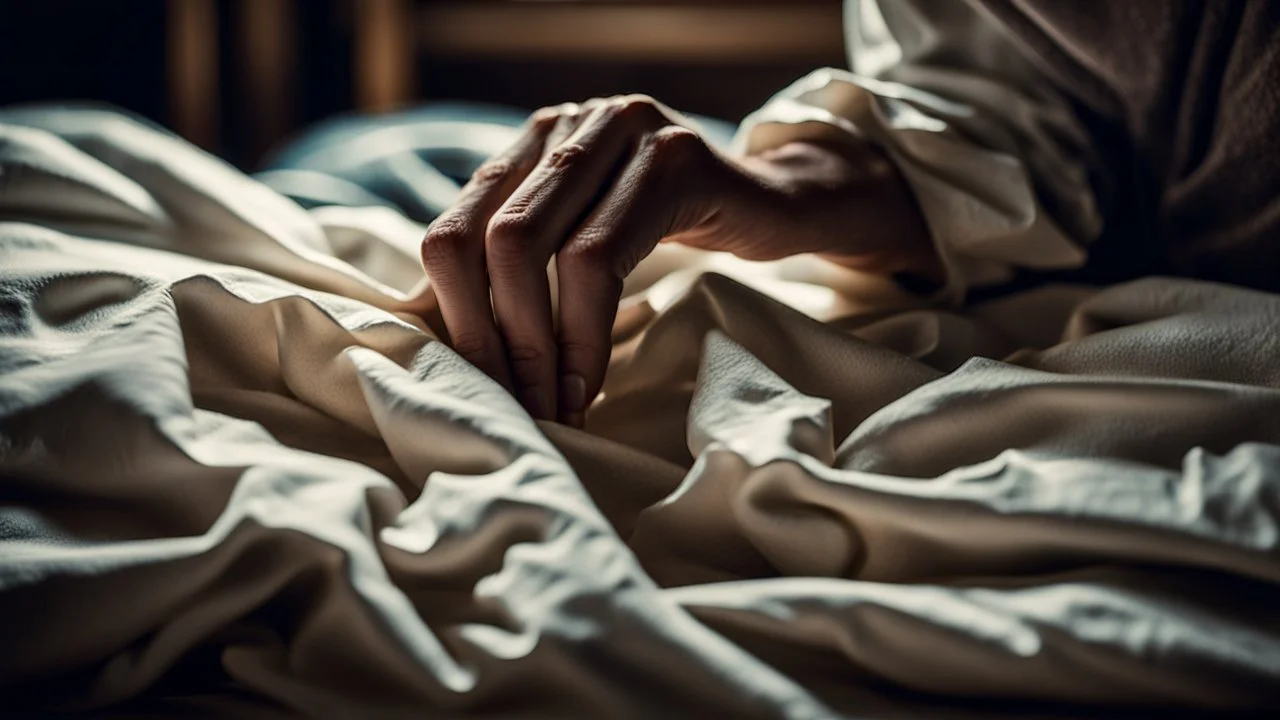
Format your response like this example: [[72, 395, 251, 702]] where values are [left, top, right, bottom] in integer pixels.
[[3, 109, 1280, 720], [740, 0, 1280, 300]]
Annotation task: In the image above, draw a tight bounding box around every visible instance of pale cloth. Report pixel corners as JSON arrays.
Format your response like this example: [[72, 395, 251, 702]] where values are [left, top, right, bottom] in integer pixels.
[[3, 108, 1279, 718], [737, 0, 1103, 302]]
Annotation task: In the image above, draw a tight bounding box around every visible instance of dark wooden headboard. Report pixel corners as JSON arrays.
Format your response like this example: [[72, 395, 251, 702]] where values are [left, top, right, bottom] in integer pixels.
[[166, 0, 846, 163]]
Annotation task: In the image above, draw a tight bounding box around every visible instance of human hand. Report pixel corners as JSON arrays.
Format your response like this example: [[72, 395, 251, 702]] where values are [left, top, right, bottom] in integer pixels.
[[419, 95, 937, 427]]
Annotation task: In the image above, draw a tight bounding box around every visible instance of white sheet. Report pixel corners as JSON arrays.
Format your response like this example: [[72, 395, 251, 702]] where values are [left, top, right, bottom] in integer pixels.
[[2, 111, 1279, 718]]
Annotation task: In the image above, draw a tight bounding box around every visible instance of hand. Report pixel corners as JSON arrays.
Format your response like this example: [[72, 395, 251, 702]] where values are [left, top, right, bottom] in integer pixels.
[[419, 95, 937, 427]]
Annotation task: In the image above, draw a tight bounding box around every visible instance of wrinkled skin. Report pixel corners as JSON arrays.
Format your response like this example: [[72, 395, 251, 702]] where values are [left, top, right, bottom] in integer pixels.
[[414, 94, 938, 426]]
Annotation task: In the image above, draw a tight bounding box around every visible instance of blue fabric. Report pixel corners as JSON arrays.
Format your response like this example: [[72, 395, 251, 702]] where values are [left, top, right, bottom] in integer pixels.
[[258, 102, 737, 223]]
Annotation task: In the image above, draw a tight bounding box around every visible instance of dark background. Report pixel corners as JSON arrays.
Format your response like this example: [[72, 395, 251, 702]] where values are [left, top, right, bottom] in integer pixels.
[[0, 0, 845, 169]]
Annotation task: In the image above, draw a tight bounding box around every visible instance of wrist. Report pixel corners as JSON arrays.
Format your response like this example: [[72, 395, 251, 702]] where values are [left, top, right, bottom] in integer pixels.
[[741, 140, 942, 282]]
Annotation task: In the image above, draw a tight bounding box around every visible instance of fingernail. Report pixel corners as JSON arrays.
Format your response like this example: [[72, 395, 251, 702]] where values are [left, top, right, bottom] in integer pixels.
[[560, 373, 587, 414]]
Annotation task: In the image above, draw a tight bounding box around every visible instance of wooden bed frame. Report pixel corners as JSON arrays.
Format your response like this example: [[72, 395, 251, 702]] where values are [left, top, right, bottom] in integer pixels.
[[165, 0, 843, 161]]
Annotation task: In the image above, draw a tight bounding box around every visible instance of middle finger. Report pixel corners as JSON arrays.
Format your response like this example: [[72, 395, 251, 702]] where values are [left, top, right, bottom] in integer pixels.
[[484, 103, 637, 420]]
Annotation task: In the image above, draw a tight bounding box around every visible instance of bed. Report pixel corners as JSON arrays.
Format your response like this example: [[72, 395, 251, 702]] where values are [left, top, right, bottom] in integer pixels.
[[1, 107, 1278, 718]]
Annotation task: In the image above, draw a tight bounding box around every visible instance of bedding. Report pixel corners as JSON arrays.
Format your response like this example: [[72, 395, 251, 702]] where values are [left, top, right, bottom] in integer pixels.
[[1, 108, 1279, 718]]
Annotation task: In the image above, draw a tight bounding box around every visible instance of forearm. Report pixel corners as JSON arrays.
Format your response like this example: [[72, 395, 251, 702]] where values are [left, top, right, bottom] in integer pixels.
[[733, 64, 1097, 304]]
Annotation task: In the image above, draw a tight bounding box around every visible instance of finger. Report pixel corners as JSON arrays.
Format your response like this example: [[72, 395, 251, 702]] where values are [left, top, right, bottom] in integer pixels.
[[556, 125, 715, 426], [544, 102, 584, 149], [502, 101, 651, 255], [420, 115, 556, 388], [484, 102, 642, 420]]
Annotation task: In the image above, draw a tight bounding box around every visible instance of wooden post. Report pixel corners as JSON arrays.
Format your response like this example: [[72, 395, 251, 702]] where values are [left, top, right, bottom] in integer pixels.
[[353, 0, 416, 113], [167, 0, 220, 150], [237, 0, 296, 163]]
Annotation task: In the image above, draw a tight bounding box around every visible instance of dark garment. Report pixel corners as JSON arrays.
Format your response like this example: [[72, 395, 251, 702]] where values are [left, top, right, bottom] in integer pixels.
[[980, 0, 1280, 291]]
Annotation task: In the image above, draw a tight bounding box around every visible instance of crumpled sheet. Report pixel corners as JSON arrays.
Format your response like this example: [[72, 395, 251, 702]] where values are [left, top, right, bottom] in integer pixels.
[[1, 109, 1279, 719]]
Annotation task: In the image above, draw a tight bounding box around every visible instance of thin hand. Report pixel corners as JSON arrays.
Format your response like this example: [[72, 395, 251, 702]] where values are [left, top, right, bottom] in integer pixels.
[[419, 95, 936, 427]]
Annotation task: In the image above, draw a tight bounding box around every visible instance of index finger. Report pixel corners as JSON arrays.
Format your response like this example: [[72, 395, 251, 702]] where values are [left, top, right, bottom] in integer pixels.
[[420, 114, 557, 388]]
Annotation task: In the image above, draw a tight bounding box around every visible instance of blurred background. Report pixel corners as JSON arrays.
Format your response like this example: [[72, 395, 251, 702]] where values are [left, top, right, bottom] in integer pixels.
[[0, 0, 845, 169]]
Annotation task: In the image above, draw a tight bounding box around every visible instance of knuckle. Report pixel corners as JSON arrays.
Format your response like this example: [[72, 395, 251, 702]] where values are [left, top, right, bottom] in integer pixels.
[[450, 330, 496, 361], [559, 237, 622, 278], [485, 213, 534, 270], [545, 142, 589, 169], [528, 106, 562, 127], [486, 208, 532, 245], [421, 218, 472, 270], [559, 338, 600, 362], [558, 236, 609, 266], [505, 343, 555, 383], [649, 125, 703, 154], [621, 93, 657, 107], [470, 158, 516, 185], [529, 102, 579, 128], [613, 94, 662, 123], [647, 126, 707, 172], [506, 343, 548, 365]]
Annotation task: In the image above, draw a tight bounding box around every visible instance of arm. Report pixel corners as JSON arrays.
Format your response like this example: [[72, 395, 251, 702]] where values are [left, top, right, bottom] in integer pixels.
[[417, 96, 934, 426], [737, 0, 1106, 303]]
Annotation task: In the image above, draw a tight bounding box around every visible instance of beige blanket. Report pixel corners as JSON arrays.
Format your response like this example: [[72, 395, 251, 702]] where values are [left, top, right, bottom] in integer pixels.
[[2, 111, 1278, 718]]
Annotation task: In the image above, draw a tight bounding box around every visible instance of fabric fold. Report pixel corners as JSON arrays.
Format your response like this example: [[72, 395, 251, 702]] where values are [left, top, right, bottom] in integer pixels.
[[3, 108, 1280, 719]]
